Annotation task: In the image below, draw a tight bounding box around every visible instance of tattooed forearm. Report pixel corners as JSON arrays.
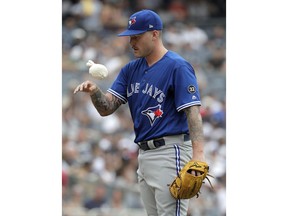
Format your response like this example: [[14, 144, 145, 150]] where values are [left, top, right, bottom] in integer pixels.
[[184, 105, 204, 146], [184, 105, 205, 159], [90, 89, 122, 116]]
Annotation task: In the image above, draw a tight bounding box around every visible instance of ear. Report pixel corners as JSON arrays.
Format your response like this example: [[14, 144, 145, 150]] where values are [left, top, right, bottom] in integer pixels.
[[152, 30, 160, 40]]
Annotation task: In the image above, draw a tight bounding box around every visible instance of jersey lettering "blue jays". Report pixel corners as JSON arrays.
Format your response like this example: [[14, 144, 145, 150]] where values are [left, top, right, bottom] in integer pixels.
[[107, 51, 201, 143]]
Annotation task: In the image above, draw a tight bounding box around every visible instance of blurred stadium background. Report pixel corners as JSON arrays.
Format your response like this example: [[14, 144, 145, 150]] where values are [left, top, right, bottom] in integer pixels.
[[62, 0, 226, 215]]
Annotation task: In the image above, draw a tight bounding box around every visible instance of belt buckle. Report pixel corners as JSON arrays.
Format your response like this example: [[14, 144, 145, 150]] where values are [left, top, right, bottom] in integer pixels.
[[137, 141, 149, 151], [138, 138, 165, 151]]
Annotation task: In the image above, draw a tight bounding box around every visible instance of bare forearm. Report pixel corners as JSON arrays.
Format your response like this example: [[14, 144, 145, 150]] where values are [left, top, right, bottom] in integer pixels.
[[90, 87, 122, 116], [184, 105, 205, 160]]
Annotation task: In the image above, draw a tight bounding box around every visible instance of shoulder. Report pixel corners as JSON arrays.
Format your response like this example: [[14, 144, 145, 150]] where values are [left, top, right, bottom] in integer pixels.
[[165, 50, 194, 71], [166, 50, 186, 62]]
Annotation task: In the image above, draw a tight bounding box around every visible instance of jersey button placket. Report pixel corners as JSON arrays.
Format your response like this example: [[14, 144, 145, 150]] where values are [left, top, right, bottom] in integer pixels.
[[142, 70, 148, 82]]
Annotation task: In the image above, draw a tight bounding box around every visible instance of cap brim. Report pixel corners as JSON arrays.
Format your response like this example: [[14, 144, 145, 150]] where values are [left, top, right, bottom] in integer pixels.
[[117, 29, 147, 37]]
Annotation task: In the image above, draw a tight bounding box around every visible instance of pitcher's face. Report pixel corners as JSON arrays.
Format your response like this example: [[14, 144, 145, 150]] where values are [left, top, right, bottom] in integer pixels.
[[129, 31, 155, 58]]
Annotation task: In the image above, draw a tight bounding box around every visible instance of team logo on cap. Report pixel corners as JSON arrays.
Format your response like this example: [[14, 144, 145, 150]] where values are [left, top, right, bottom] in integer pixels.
[[128, 17, 136, 28], [141, 104, 163, 126]]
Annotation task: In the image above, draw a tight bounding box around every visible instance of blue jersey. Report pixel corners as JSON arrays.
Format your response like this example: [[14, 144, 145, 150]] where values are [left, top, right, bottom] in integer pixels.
[[107, 51, 201, 143]]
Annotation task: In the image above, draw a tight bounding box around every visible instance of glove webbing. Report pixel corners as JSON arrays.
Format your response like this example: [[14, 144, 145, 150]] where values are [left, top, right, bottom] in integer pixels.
[[196, 173, 215, 198], [205, 173, 215, 189]]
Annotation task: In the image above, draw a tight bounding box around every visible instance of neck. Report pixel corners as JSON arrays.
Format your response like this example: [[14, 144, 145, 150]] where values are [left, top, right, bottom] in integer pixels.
[[145, 45, 168, 67]]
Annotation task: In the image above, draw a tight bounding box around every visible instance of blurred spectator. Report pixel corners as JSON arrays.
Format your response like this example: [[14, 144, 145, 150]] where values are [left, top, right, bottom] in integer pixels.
[[80, 0, 104, 32], [100, 1, 127, 31], [83, 183, 108, 210], [187, 0, 210, 19], [109, 188, 124, 209], [182, 22, 208, 51], [167, 0, 188, 21]]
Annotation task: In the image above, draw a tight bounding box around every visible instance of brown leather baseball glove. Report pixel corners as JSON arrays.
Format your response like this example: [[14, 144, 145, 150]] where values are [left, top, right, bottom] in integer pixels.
[[169, 160, 214, 199]]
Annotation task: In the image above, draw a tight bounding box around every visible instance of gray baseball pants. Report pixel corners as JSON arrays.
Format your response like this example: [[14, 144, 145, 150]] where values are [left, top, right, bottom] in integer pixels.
[[137, 134, 192, 216]]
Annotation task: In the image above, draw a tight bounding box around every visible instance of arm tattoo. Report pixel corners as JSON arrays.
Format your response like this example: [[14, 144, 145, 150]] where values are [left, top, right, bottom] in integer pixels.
[[90, 89, 122, 116], [184, 106, 204, 144]]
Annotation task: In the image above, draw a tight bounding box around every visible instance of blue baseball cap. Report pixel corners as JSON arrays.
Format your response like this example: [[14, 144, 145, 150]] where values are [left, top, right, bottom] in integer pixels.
[[118, 9, 163, 37]]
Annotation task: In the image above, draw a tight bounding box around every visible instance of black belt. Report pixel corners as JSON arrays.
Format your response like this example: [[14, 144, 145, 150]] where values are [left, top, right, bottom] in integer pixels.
[[137, 134, 190, 151]]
